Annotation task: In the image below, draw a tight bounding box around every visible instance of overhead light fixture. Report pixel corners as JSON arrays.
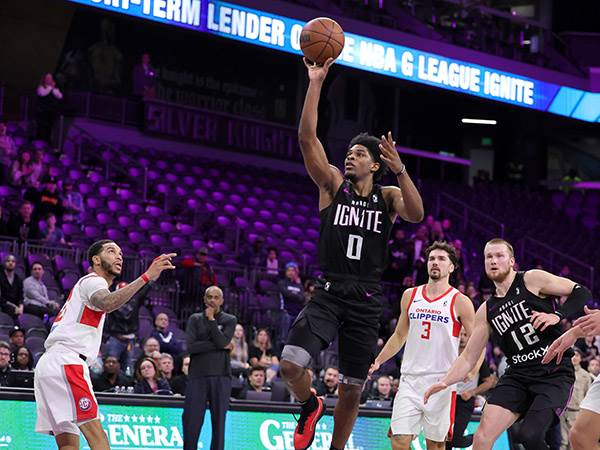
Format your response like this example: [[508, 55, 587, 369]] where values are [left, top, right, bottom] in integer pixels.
[[461, 118, 497, 125]]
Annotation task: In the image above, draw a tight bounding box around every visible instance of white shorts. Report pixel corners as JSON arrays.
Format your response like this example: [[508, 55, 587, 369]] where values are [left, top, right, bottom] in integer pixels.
[[34, 349, 99, 436], [390, 373, 456, 442], [580, 376, 600, 415]]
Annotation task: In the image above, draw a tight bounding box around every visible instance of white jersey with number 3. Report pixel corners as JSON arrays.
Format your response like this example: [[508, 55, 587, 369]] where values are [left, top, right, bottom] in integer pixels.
[[44, 273, 108, 362], [401, 284, 461, 376]]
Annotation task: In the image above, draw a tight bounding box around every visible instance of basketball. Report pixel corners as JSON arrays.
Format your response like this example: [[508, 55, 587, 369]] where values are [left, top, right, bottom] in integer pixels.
[[300, 17, 345, 65]]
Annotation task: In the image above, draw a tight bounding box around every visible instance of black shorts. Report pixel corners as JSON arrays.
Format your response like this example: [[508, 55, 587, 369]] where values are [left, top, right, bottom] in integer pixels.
[[486, 363, 575, 418], [285, 276, 382, 380]]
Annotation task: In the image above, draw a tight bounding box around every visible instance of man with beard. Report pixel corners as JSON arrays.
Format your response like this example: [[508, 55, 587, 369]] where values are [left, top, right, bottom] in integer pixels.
[[425, 238, 590, 450], [279, 57, 424, 450], [370, 242, 475, 450], [34, 240, 175, 450]]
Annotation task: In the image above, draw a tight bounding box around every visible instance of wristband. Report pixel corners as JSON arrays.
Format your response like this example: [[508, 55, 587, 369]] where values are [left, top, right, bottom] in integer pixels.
[[141, 273, 150, 283], [553, 310, 564, 320], [395, 164, 406, 176]]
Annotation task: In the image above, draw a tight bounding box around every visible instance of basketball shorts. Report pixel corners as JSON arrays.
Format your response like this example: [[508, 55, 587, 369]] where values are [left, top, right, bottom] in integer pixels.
[[486, 364, 575, 418], [390, 373, 456, 442], [284, 276, 382, 381], [34, 348, 99, 436], [580, 376, 600, 415]]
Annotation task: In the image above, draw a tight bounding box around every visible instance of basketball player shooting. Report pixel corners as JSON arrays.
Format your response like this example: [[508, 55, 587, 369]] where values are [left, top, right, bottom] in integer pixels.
[[278, 57, 424, 450], [34, 240, 176, 450], [424, 238, 591, 450], [543, 306, 600, 450], [369, 241, 475, 450]]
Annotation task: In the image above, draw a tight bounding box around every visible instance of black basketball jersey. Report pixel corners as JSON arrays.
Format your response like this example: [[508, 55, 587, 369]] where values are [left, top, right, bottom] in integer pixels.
[[486, 271, 572, 372], [318, 180, 393, 280]]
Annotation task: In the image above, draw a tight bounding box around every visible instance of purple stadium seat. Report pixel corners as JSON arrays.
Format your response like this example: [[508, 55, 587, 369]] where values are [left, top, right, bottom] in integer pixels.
[[19, 313, 45, 330], [201, 179, 214, 189], [187, 198, 200, 209], [194, 188, 207, 199], [259, 210, 272, 221], [53, 254, 78, 274], [159, 221, 175, 233], [264, 199, 276, 209], [280, 250, 295, 261], [139, 248, 157, 259], [174, 162, 186, 173], [88, 171, 103, 183], [171, 236, 189, 248], [247, 196, 260, 207], [165, 173, 178, 184], [217, 216, 231, 227], [0, 186, 17, 197], [128, 167, 143, 178], [32, 140, 47, 150], [60, 272, 79, 291], [86, 197, 104, 209], [307, 228, 319, 239], [148, 169, 160, 180], [150, 233, 167, 247], [298, 205, 310, 215], [205, 202, 217, 213], [229, 194, 243, 204], [258, 279, 278, 292], [236, 218, 249, 229], [118, 188, 135, 201], [128, 203, 144, 215], [191, 166, 203, 176], [139, 218, 154, 230], [218, 181, 231, 191], [246, 233, 259, 243], [128, 231, 146, 245], [208, 168, 220, 178], [271, 224, 285, 235], [28, 253, 51, 269], [309, 217, 320, 227], [0, 312, 14, 326], [280, 201, 293, 211], [106, 228, 126, 241], [276, 212, 290, 222], [81, 260, 90, 273], [98, 185, 113, 197], [284, 238, 298, 248], [302, 241, 317, 253], [265, 236, 278, 246], [222, 204, 235, 215], [253, 186, 265, 196], [26, 336, 46, 353], [212, 191, 225, 202], [78, 182, 92, 195], [234, 276, 250, 290], [293, 214, 307, 225], [183, 175, 195, 186], [96, 212, 114, 225], [48, 166, 62, 178], [156, 183, 170, 194], [191, 239, 205, 250], [179, 224, 194, 235], [139, 318, 153, 340], [156, 160, 168, 170], [212, 242, 227, 253], [253, 221, 268, 233], [175, 186, 188, 196], [117, 215, 134, 228], [241, 207, 255, 218], [147, 206, 163, 217], [234, 183, 248, 194]]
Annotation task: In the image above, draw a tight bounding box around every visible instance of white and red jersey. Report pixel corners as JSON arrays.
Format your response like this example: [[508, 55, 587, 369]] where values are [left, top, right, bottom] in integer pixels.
[[44, 273, 108, 362], [400, 284, 462, 376]]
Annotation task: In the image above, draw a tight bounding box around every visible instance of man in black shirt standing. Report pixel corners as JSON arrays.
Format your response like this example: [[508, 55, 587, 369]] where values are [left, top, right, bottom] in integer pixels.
[[183, 285, 236, 450]]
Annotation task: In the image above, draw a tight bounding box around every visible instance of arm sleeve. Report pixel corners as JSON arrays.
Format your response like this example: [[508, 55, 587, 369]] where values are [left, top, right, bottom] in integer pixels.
[[558, 284, 592, 319], [80, 276, 110, 311]]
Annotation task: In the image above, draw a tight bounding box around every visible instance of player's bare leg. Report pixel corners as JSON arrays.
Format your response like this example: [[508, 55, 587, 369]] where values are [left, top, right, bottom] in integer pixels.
[[80, 419, 110, 450], [280, 360, 313, 402], [426, 439, 446, 450], [391, 434, 413, 450], [55, 433, 80, 450], [472, 404, 518, 450], [331, 383, 362, 449], [570, 410, 600, 450]]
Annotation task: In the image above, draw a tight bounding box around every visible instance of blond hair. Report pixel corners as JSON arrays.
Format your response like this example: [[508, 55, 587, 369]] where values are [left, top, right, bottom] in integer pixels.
[[485, 238, 514, 257]]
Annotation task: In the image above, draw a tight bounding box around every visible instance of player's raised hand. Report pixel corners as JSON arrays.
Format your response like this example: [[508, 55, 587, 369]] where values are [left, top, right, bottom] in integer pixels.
[[303, 57, 334, 82], [542, 328, 578, 365], [530, 311, 560, 331], [424, 381, 447, 404], [573, 305, 600, 336], [145, 253, 177, 281], [379, 131, 404, 175]]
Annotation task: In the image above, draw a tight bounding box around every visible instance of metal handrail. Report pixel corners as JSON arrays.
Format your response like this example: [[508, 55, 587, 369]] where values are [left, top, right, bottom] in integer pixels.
[[436, 192, 505, 238]]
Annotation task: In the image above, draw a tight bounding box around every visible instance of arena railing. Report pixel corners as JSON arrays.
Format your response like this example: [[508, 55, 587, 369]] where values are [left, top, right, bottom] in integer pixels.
[[436, 192, 506, 239]]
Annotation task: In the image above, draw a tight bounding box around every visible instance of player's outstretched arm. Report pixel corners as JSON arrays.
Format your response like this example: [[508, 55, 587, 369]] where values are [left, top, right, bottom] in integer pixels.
[[424, 303, 490, 403], [368, 287, 412, 377], [524, 270, 591, 331], [89, 253, 176, 313], [298, 57, 341, 192], [379, 132, 423, 223]]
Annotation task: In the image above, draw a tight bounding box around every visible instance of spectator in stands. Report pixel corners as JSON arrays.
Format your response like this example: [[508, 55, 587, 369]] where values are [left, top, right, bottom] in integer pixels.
[[181, 247, 217, 301], [40, 213, 66, 245], [7, 201, 41, 241], [92, 355, 133, 392], [132, 53, 156, 98], [30, 148, 45, 188], [0, 341, 11, 386], [429, 220, 446, 242], [238, 366, 269, 399], [133, 357, 172, 395], [466, 283, 482, 308], [10, 346, 33, 370], [249, 328, 279, 382], [8, 326, 25, 354], [170, 354, 189, 395], [0, 122, 17, 183], [10, 150, 36, 187], [303, 279, 316, 305], [560, 348, 594, 450], [60, 180, 84, 225], [314, 366, 339, 396], [278, 262, 304, 319], [37, 177, 62, 219], [265, 247, 280, 277], [452, 238, 467, 284], [370, 375, 394, 401], [105, 279, 152, 376], [151, 312, 183, 357], [159, 353, 174, 382], [36, 73, 63, 143], [142, 337, 162, 366], [230, 323, 250, 376], [23, 262, 60, 319], [0, 255, 23, 317], [183, 285, 236, 450], [239, 236, 267, 267], [441, 218, 455, 242], [587, 357, 600, 377], [410, 225, 429, 283], [386, 228, 411, 280], [576, 336, 600, 368]]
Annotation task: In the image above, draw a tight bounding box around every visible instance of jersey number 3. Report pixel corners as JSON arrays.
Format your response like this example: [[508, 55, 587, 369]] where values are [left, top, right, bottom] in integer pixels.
[[421, 321, 431, 340], [346, 234, 363, 260]]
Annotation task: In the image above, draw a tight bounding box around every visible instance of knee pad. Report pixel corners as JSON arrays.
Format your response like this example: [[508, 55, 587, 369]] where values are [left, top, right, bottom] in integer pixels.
[[339, 373, 366, 387], [281, 344, 312, 368]]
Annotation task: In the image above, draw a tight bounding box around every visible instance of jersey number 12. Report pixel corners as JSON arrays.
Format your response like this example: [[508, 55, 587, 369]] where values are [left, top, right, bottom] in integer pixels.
[[346, 234, 363, 260], [510, 323, 540, 351]]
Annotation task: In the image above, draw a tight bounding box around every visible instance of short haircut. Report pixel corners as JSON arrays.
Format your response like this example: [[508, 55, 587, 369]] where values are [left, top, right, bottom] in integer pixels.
[[143, 337, 159, 347], [87, 239, 115, 266], [248, 366, 266, 376], [31, 262, 44, 270], [45, 212, 56, 220], [0, 341, 9, 351], [348, 132, 388, 182], [159, 353, 173, 362], [425, 241, 459, 267], [485, 238, 514, 257], [324, 366, 339, 373]]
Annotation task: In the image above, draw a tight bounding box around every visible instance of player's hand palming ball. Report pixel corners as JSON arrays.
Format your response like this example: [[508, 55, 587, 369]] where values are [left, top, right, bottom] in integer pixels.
[[300, 17, 345, 65]]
